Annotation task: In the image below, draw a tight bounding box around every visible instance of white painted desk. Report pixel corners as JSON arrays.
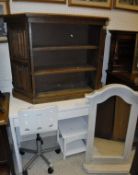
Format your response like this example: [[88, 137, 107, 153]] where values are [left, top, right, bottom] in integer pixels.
[[9, 94, 89, 174]]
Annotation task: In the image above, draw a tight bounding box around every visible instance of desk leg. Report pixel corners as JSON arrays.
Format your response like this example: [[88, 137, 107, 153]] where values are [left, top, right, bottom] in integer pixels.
[[10, 118, 23, 174]]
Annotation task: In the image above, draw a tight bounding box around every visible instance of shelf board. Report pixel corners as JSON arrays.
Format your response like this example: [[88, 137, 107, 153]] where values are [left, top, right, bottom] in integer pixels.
[[58, 138, 86, 157], [66, 139, 86, 156], [13, 87, 93, 103], [58, 116, 88, 139], [94, 137, 124, 157], [36, 87, 93, 98], [33, 45, 98, 51], [34, 66, 96, 76]]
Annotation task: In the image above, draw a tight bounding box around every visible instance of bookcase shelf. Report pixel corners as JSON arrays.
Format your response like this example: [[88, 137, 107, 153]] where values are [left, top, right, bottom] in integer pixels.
[[37, 87, 92, 96], [33, 45, 98, 51], [34, 66, 96, 76], [5, 13, 108, 103]]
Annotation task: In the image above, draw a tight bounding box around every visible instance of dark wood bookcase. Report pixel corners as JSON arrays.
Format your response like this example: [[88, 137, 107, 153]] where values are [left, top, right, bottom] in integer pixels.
[[95, 31, 138, 141], [105, 31, 138, 140], [5, 13, 108, 103], [105, 30, 138, 174], [107, 30, 138, 89]]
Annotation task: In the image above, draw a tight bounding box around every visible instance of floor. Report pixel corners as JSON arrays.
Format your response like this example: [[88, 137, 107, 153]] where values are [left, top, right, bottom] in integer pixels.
[[19, 135, 136, 175], [21, 135, 89, 175]]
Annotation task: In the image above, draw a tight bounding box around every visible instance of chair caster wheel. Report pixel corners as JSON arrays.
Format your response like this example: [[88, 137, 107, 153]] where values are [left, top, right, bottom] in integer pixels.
[[23, 170, 28, 175], [55, 148, 61, 154], [19, 149, 25, 155], [48, 167, 54, 174]]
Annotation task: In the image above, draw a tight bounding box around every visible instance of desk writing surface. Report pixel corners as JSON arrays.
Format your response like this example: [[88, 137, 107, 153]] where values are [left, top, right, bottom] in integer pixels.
[[9, 94, 88, 119]]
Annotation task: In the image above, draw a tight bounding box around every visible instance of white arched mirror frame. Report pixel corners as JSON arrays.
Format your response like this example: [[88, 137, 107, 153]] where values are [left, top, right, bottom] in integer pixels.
[[85, 84, 138, 164]]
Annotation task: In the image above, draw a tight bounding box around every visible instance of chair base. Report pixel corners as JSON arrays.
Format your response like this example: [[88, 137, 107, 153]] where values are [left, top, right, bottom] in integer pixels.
[[20, 134, 60, 174], [22, 152, 54, 175]]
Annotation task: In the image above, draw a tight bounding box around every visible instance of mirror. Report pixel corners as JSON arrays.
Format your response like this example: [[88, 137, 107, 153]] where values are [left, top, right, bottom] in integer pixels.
[[84, 84, 138, 171]]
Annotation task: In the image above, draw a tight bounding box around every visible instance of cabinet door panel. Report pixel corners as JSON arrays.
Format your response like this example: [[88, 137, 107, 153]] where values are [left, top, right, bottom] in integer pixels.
[[0, 127, 9, 163], [11, 63, 32, 93]]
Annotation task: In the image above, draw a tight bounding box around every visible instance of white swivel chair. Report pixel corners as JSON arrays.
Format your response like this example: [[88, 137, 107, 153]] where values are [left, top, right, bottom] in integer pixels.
[[83, 84, 138, 174], [18, 105, 60, 175]]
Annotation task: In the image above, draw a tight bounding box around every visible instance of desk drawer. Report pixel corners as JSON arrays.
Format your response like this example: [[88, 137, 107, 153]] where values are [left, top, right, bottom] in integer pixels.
[[18, 106, 58, 136]]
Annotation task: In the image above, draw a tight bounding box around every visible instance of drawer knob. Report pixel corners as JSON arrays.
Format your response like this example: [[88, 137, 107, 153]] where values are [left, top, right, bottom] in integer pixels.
[[70, 34, 74, 38]]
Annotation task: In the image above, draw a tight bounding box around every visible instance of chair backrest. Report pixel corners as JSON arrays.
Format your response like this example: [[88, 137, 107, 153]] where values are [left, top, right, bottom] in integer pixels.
[[18, 105, 58, 136], [85, 84, 138, 164]]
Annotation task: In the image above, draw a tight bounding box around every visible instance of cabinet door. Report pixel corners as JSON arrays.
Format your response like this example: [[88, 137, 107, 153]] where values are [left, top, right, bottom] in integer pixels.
[[0, 166, 10, 175], [11, 63, 32, 94], [109, 32, 136, 73], [132, 33, 138, 73], [0, 126, 9, 163]]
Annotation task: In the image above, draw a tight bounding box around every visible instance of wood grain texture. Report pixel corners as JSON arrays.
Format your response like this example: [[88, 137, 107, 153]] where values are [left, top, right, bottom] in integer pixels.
[[0, 93, 9, 125], [5, 13, 108, 103]]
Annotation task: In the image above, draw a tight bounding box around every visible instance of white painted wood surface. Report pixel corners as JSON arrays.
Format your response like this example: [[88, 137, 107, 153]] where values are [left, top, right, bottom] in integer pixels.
[[9, 96, 89, 174], [58, 116, 88, 159], [84, 84, 138, 174], [83, 150, 135, 174]]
